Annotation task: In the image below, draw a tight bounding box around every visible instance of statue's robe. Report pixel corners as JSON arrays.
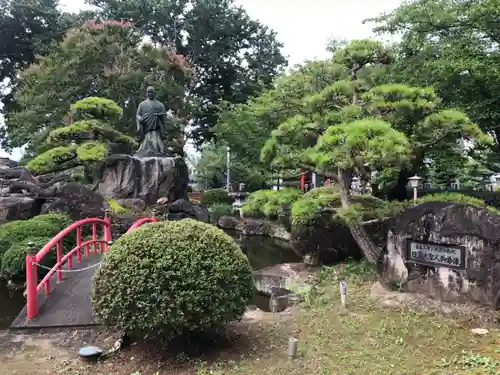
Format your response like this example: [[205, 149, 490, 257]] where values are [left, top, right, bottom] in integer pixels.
[[136, 99, 168, 156]]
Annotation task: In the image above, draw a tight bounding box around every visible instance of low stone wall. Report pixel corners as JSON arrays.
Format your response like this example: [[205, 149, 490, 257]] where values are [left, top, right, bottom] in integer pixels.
[[252, 262, 317, 312], [381, 202, 500, 309]]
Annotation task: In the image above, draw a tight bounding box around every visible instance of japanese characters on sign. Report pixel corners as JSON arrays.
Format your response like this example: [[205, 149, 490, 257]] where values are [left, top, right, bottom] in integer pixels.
[[406, 240, 465, 270]]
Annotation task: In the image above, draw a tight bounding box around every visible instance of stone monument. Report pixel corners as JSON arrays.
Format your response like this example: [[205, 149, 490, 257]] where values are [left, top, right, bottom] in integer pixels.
[[97, 87, 189, 206], [381, 201, 500, 309]]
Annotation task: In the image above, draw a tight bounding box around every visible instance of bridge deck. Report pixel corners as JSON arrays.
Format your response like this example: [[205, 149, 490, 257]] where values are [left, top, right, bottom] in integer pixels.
[[10, 254, 102, 329]]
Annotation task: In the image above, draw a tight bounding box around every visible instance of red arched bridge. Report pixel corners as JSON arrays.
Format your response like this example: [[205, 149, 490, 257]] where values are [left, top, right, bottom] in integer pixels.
[[10, 214, 157, 329]]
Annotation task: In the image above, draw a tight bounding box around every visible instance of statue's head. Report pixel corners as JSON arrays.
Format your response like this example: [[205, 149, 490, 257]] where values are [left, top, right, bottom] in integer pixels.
[[146, 86, 155, 100]]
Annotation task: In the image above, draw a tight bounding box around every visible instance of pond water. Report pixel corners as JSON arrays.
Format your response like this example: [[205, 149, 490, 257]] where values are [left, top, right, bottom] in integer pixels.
[[0, 230, 300, 329], [223, 229, 301, 270], [224, 230, 302, 312], [0, 284, 25, 329]]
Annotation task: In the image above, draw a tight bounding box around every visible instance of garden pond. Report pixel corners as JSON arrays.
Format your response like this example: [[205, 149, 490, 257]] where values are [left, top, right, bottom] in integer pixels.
[[0, 230, 301, 329]]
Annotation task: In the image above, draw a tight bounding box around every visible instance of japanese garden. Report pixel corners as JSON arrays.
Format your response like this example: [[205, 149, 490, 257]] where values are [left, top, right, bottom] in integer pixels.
[[2, 0, 500, 374]]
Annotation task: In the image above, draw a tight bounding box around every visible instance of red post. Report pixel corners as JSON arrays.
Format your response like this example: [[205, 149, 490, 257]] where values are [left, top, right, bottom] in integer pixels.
[[26, 241, 38, 320], [76, 227, 82, 263], [92, 223, 97, 254], [300, 171, 305, 191], [56, 241, 63, 281], [104, 209, 112, 252]]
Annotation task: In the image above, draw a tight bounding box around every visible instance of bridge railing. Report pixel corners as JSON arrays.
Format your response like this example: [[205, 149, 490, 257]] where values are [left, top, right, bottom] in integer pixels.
[[126, 217, 157, 233], [25, 212, 112, 320]]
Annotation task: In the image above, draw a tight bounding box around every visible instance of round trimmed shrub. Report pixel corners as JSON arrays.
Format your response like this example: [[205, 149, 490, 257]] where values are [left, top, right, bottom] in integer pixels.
[[202, 188, 233, 206], [92, 219, 254, 337]]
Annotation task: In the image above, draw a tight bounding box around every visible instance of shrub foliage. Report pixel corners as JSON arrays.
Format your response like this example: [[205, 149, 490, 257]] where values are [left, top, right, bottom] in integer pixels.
[[202, 188, 234, 206], [92, 219, 254, 337], [27, 97, 137, 176], [0, 213, 74, 281]]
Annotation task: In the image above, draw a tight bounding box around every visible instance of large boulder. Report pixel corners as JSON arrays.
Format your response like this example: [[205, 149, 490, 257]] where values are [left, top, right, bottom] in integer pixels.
[[96, 154, 189, 205], [381, 201, 500, 308], [0, 196, 41, 223], [166, 199, 209, 222], [41, 182, 107, 219]]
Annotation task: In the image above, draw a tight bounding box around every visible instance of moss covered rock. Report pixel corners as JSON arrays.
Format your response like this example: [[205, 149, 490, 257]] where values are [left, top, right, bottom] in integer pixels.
[[92, 219, 253, 338]]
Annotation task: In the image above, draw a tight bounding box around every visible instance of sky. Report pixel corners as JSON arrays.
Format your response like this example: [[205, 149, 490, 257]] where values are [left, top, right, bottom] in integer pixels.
[[2, 0, 405, 161]]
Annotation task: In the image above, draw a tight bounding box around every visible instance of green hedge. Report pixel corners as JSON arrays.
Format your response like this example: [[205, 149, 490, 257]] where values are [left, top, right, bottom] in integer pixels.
[[414, 189, 500, 211], [92, 219, 254, 338], [1, 237, 54, 281], [0, 213, 74, 282], [202, 188, 234, 206]]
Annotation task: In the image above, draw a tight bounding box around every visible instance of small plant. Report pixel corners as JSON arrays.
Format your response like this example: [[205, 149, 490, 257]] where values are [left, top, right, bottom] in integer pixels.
[[106, 199, 129, 214], [209, 203, 234, 223]]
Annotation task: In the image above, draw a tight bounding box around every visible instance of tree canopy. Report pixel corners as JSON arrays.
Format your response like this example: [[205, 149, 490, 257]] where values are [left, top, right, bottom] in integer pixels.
[[5, 20, 187, 155], [0, 0, 93, 112], [369, 0, 500, 150], [252, 39, 487, 261], [86, 0, 287, 146]]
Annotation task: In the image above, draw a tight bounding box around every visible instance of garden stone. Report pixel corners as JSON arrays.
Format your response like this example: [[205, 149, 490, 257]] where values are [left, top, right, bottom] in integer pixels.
[[41, 182, 106, 219], [167, 199, 209, 222], [218, 215, 240, 229], [235, 219, 265, 236], [116, 198, 146, 213]]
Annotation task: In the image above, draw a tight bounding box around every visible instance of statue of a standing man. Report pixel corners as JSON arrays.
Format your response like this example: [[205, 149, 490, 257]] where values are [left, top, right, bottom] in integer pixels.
[[136, 86, 168, 156]]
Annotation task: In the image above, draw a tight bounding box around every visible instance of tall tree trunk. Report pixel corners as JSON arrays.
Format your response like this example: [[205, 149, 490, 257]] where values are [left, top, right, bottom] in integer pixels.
[[337, 168, 381, 263]]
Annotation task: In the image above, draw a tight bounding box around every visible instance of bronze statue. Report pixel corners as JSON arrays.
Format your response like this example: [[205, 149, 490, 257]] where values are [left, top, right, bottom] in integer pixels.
[[136, 86, 169, 156]]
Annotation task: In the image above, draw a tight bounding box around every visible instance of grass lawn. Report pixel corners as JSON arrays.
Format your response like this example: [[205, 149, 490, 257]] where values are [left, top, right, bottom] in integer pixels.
[[3, 263, 500, 375], [194, 264, 500, 375]]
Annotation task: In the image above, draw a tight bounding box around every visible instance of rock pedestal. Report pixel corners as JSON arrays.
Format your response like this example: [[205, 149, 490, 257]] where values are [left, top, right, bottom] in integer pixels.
[[97, 154, 188, 205]]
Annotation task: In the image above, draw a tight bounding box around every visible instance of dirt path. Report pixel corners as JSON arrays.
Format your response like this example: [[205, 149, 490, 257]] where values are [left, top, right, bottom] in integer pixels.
[[0, 309, 281, 375]]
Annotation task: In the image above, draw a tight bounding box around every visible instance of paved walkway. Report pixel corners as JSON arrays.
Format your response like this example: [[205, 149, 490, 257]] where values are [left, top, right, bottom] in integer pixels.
[[10, 255, 102, 329]]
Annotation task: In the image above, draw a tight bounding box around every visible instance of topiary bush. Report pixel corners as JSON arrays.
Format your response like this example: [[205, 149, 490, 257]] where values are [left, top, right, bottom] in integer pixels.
[[92, 219, 254, 338], [202, 188, 233, 206]]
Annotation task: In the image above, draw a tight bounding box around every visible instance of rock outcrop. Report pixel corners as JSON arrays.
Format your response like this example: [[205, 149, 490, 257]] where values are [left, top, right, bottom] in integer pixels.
[[164, 199, 210, 222], [0, 160, 108, 221], [381, 202, 500, 309], [96, 154, 189, 205]]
